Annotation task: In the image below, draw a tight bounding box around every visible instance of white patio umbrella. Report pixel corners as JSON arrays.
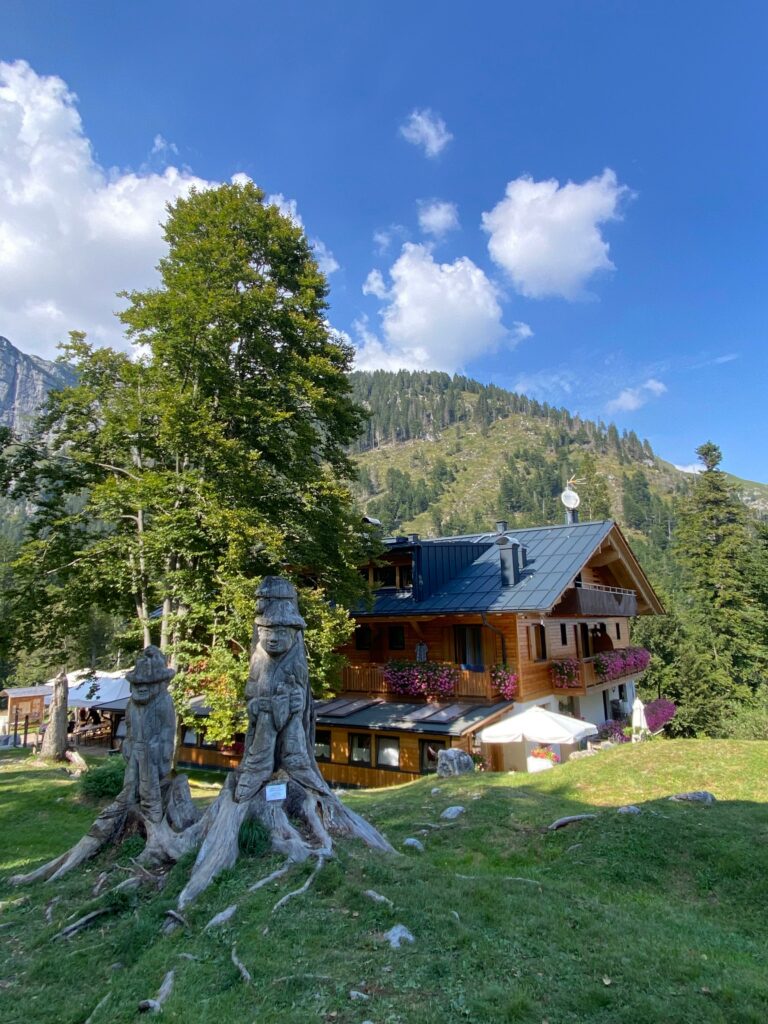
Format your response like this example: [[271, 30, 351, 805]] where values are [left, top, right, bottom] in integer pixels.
[[478, 706, 598, 745], [631, 697, 649, 742]]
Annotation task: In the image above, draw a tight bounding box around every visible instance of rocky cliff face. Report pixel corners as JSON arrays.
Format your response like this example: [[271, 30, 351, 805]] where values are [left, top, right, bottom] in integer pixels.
[[0, 336, 75, 437]]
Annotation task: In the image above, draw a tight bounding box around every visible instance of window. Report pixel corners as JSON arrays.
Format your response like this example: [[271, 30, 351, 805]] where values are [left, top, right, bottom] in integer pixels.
[[354, 625, 372, 650], [349, 733, 372, 765], [420, 739, 446, 773], [399, 564, 413, 589], [376, 736, 400, 769], [388, 625, 405, 651], [314, 729, 331, 762], [454, 624, 484, 669], [182, 727, 197, 746], [531, 624, 547, 661], [373, 564, 397, 588], [560, 623, 568, 646], [615, 622, 621, 640]]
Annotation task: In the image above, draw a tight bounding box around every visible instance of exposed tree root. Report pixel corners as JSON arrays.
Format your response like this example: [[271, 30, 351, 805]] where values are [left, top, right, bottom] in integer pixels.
[[231, 945, 252, 984], [52, 907, 114, 941], [10, 775, 201, 889], [204, 904, 238, 931], [547, 814, 598, 831], [272, 855, 324, 914], [138, 970, 175, 1014], [248, 860, 292, 892], [84, 992, 111, 1024]]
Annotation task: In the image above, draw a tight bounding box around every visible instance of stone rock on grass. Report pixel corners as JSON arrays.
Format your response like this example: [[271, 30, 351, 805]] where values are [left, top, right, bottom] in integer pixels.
[[403, 837, 425, 852], [436, 749, 475, 777], [384, 924, 415, 949], [440, 805, 465, 820], [617, 805, 641, 814], [431, 787, 442, 795], [349, 990, 369, 1001], [670, 791, 716, 804]]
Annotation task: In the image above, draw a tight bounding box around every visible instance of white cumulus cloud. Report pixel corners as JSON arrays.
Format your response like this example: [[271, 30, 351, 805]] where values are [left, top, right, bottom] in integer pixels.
[[417, 199, 459, 237], [606, 378, 667, 413], [399, 108, 453, 158], [482, 169, 632, 299], [0, 61, 336, 359], [354, 243, 508, 373]]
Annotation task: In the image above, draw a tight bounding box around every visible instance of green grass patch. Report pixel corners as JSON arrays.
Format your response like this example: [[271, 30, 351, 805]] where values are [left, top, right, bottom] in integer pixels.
[[1, 741, 767, 1023]]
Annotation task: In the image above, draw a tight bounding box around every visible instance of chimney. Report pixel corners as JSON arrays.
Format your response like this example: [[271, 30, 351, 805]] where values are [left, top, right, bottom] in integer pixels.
[[495, 520, 508, 534], [408, 533, 419, 543], [520, 545, 528, 568], [566, 508, 579, 525], [496, 536, 521, 587]]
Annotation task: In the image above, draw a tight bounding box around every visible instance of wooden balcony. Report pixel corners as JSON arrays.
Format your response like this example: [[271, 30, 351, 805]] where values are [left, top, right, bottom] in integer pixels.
[[556, 582, 637, 618], [340, 663, 496, 702], [551, 656, 638, 697]]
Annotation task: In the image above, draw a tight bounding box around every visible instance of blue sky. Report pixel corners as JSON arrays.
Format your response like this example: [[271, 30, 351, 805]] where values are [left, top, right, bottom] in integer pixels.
[[1, 1, 766, 479]]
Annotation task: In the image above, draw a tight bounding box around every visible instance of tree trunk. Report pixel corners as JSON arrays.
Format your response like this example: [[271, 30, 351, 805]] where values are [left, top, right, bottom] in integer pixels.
[[40, 670, 68, 761]]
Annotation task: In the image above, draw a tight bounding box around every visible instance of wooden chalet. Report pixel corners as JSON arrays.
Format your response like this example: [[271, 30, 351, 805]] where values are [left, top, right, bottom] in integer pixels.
[[318, 517, 663, 786]]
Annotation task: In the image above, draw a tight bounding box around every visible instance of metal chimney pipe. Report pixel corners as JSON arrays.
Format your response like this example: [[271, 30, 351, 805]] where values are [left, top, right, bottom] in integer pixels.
[[566, 509, 579, 525], [497, 536, 521, 587], [495, 520, 508, 533]]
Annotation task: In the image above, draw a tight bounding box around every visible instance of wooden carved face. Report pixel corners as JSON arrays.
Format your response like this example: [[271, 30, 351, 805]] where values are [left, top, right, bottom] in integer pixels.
[[130, 681, 161, 706], [258, 625, 295, 657]]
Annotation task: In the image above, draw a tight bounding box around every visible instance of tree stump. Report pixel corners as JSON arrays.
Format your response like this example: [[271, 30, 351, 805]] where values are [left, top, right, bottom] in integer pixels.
[[11, 579, 394, 906], [10, 646, 202, 886], [176, 577, 394, 908]]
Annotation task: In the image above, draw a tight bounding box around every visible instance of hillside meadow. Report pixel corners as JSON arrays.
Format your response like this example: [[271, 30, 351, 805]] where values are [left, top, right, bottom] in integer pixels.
[[1, 741, 767, 1024]]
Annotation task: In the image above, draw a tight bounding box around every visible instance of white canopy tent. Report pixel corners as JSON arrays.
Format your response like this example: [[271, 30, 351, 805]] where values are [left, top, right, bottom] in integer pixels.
[[478, 706, 598, 746]]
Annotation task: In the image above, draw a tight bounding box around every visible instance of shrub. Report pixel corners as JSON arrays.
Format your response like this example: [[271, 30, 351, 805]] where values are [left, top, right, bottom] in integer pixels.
[[644, 698, 676, 733], [597, 719, 631, 744], [79, 756, 126, 800], [719, 688, 768, 740]]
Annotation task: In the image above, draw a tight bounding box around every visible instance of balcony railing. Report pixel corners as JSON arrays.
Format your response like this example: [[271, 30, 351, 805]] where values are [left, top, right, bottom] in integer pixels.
[[557, 582, 637, 617], [551, 649, 649, 695], [341, 663, 495, 702]]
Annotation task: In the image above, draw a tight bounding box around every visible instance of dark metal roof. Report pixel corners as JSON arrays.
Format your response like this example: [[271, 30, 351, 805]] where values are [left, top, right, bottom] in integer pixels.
[[360, 520, 615, 617], [315, 698, 513, 736]]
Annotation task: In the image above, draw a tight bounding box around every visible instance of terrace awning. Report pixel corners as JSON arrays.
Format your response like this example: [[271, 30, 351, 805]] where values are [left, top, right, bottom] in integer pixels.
[[478, 706, 598, 745]]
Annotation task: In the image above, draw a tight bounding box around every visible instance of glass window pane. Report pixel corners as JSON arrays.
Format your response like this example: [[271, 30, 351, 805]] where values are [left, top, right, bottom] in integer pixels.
[[314, 730, 331, 761], [349, 733, 371, 764], [377, 736, 400, 768], [420, 739, 446, 773]]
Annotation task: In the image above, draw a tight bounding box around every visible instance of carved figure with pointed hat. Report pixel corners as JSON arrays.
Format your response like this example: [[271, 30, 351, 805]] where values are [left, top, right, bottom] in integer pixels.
[[236, 577, 324, 801]]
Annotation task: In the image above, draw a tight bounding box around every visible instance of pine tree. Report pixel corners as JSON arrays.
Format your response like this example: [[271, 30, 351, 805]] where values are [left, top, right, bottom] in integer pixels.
[[669, 442, 768, 728]]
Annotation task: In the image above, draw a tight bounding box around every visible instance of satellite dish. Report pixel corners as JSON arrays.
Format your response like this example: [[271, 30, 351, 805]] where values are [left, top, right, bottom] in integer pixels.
[[561, 486, 580, 510]]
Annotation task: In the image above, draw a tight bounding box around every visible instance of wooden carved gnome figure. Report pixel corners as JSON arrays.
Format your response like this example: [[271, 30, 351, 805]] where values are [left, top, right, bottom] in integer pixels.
[[123, 645, 176, 823], [236, 577, 325, 801]]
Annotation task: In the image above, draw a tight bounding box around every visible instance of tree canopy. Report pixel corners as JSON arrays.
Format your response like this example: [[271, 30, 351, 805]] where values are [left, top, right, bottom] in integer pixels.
[[1, 181, 376, 734]]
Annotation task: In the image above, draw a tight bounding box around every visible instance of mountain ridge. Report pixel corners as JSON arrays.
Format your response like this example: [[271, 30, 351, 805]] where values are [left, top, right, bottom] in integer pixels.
[[0, 335, 75, 438]]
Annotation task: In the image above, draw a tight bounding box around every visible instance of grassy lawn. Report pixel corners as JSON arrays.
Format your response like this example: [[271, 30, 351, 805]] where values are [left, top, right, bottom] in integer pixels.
[[1, 741, 767, 1023]]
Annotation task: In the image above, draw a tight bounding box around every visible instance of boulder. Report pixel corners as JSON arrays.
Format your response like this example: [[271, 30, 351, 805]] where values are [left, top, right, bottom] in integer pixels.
[[440, 806, 465, 821], [402, 837, 425, 852], [436, 749, 475, 777], [383, 924, 415, 949], [617, 805, 641, 815]]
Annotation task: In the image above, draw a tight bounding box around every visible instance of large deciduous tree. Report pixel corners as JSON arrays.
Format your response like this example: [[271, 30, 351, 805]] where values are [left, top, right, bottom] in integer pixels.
[[1, 182, 375, 713]]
